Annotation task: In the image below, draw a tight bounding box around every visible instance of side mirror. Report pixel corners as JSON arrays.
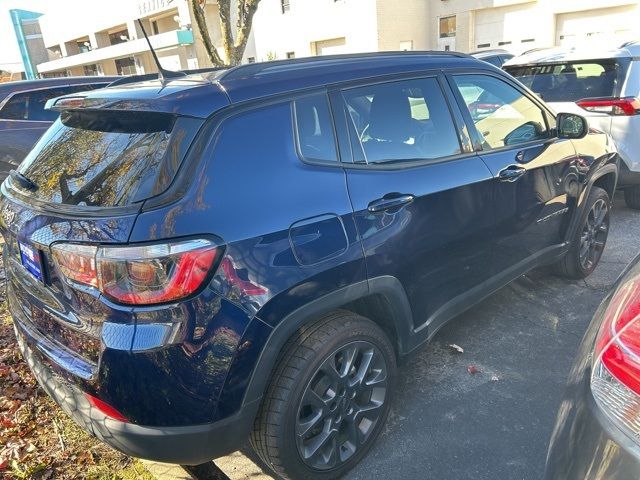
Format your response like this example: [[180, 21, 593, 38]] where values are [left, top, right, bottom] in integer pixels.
[[557, 112, 588, 139]]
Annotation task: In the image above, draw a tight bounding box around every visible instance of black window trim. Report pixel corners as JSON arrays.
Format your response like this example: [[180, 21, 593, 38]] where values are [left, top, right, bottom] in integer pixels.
[[291, 91, 341, 166], [328, 71, 477, 171], [444, 68, 559, 155], [0, 83, 110, 123]]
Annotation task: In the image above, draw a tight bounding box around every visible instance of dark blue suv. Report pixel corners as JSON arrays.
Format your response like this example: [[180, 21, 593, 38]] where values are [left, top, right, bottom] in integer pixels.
[[1, 52, 620, 479]]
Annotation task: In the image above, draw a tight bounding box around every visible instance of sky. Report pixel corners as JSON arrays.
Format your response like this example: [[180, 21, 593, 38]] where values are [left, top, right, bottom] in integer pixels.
[[0, 0, 92, 71]]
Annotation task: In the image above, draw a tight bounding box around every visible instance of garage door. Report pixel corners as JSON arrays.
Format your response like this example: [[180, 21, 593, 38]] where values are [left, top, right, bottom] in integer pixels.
[[474, 4, 539, 53], [313, 38, 347, 56], [556, 6, 636, 47]]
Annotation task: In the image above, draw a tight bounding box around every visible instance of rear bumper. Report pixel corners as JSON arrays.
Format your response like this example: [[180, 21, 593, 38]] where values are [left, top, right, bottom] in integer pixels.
[[545, 377, 640, 479], [545, 322, 640, 479], [14, 320, 260, 465]]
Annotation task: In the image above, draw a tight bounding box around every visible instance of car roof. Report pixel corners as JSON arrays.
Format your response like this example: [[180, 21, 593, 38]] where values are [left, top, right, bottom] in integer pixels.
[[54, 51, 494, 118], [471, 49, 513, 59], [504, 40, 640, 67], [0, 76, 120, 99]]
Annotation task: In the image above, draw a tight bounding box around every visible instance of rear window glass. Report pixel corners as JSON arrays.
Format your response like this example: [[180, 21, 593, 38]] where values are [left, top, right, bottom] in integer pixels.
[[12, 111, 186, 207], [505, 60, 622, 102]]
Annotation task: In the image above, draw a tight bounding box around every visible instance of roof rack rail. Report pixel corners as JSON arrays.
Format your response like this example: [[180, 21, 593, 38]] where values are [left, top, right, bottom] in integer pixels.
[[218, 50, 469, 80], [620, 40, 640, 48], [521, 47, 554, 55], [106, 67, 225, 87]]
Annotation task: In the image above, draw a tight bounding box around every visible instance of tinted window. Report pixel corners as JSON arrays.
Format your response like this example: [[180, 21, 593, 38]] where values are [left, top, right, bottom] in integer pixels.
[[453, 75, 550, 150], [482, 55, 503, 67], [505, 60, 621, 102], [0, 84, 109, 121], [342, 78, 461, 164], [13, 111, 182, 206], [294, 94, 337, 162], [0, 92, 29, 120]]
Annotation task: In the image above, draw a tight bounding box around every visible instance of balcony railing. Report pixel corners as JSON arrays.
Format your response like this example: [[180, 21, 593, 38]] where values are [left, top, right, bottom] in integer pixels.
[[37, 28, 194, 73]]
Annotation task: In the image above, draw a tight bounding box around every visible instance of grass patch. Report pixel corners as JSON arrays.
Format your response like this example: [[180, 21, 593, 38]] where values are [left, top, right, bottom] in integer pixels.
[[0, 296, 153, 479]]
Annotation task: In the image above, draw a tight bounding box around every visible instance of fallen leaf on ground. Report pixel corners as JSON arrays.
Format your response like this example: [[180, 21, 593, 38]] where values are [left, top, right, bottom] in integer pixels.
[[448, 343, 464, 353], [467, 365, 480, 374], [491, 375, 500, 382]]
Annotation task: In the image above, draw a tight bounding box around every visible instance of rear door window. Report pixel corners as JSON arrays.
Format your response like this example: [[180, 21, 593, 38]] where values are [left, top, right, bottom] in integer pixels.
[[341, 77, 461, 164], [505, 60, 624, 102], [12, 111, 196, 207]]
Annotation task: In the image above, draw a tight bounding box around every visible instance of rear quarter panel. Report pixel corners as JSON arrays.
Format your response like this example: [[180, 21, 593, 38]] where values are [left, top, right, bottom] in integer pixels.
[[131, 100, 365, 420]]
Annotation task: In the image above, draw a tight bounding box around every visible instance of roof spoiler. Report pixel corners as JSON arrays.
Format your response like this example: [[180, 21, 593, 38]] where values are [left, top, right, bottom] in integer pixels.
[[105, 67, 225, 88]]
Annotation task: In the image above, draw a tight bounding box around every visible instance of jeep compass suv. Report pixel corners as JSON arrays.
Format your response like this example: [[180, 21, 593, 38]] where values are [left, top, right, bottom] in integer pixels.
[[1, 53, 619, 479]]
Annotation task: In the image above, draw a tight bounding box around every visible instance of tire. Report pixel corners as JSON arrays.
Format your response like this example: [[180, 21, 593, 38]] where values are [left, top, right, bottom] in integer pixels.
[[554, 186, 610, 279], [624, 185, 640, 210], [250, 310, 396, 480]]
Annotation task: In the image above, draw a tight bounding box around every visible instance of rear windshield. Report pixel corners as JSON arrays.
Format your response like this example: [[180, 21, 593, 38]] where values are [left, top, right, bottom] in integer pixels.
[[505, 59, 625, 102], [11, 110, 194, 207]]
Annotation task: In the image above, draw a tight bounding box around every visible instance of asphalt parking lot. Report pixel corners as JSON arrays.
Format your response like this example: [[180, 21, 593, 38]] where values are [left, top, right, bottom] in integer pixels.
[[201, 192, 640, 480]]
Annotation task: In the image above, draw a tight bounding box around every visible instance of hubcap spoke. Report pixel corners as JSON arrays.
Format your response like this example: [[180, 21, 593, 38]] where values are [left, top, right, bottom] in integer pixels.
[[296, 340, 388, 471], [297, 408, 324, 437], [579, 198, 609, 270]]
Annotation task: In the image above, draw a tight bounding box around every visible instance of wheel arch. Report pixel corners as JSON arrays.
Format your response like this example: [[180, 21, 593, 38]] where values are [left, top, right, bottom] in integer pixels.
[[591, 168, 618, 201], [241, 276, 413, 406]]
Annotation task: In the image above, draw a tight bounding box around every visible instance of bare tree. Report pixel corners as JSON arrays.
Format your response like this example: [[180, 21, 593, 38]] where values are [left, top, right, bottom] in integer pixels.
[[190, 0, 261, 67]]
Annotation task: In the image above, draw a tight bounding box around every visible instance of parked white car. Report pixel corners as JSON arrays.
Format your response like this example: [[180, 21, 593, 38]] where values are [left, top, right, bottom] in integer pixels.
[[504, 41, 640, 208]]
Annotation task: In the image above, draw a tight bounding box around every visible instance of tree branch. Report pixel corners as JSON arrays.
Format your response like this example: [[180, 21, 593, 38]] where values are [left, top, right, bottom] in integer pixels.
[[190, 0, 226, 67], [217, 0, 235, 65], [233, 0, 260, 64]]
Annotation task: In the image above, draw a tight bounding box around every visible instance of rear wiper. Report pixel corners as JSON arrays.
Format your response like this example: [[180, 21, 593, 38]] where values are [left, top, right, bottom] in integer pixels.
[[9, 170, 38, 191]]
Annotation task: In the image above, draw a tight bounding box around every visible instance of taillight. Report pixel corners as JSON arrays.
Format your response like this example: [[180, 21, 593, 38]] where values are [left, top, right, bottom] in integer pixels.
[[85, 393, 129, 422], [591, 274, 640, 438], [51, 239, 221, 305], [577, 97, 640, 116]]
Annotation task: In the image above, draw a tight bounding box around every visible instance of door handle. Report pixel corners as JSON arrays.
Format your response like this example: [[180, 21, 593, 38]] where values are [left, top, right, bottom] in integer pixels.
[[498, 165, 526, 182], [367, 194, 415, 213]]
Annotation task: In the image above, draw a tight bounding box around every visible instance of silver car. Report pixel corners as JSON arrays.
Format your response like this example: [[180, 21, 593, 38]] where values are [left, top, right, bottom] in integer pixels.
[[505, 41, 640, 208]]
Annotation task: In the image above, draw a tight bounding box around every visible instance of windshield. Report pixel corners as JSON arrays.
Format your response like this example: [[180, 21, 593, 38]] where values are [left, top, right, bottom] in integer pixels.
[[11, 111, 194, 207], [505, 59, 624, 102]]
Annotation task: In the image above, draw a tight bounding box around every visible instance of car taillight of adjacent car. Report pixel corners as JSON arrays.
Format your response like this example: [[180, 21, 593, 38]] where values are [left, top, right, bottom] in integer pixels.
[[592, 273, 640, 437]]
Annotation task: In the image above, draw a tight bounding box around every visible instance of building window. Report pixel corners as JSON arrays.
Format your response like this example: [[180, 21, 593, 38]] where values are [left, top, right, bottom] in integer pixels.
[[498, 41, 512, 46], [286, 51, 295, 59], [477, 43, 491, 49], [83, 64, 102, 76], [281, 0, 290, 13], [247, 57, 256, 63], [152, 21, 159, 35], [439, 15, 456, 38], [78, 41, 92, 53], [521, 38, 535, 43], [109, 29, 129, 46], [115, 57, 137, 75], [49, 46, 62, 59]]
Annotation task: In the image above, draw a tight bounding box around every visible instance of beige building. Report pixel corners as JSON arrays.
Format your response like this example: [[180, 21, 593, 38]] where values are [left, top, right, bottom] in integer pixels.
[[32, 0, 640, 77], [246, 0, 640, 62], [432, 0, 640, 54], [36, 0, 201, 77]]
